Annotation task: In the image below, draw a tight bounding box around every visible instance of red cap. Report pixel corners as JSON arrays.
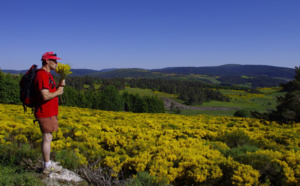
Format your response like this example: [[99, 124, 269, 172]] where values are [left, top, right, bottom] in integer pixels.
[[42, 51, 61, 61]]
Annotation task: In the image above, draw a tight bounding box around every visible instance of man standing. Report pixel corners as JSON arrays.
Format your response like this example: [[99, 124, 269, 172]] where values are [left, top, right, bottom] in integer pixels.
[[34, 51, 65, 174]]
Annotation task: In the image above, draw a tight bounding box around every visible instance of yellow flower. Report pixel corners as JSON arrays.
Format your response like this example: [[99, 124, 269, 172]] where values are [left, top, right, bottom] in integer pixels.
[[55, 63, 72, 79], [1, 103, 300, 185]]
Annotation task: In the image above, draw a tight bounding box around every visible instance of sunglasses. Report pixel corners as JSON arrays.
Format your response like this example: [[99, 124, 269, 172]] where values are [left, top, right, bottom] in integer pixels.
[[49, 59, 58, 64]]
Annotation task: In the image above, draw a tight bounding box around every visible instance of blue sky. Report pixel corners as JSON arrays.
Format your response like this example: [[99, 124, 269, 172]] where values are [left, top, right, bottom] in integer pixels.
[[1, 0, 299, 70]]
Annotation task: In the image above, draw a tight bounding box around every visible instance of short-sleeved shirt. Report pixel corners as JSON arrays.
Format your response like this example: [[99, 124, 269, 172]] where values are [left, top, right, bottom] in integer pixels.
[[34, 69, 58, 118]]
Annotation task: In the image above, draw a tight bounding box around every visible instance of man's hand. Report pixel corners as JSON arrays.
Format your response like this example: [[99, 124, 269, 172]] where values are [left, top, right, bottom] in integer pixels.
[[56, 86, 64, 95], [60, 79, 66, 87]]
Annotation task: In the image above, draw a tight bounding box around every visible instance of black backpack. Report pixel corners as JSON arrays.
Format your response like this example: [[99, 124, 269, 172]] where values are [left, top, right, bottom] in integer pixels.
[[19, 65, 38, 112]]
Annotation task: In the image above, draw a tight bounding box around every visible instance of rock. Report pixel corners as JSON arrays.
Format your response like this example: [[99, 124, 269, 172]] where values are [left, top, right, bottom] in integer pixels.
[[43, 169, 88, 186]]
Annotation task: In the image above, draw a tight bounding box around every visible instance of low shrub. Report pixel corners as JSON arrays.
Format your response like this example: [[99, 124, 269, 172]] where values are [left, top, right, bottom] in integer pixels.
[[223, 130, 253, 148], [0, 143, 40, 167], [0, 164, 43, 185], [126, 172, 168, 186], [234, 109, 250, 117], [224, 145, 259, 158], [233, 152, 284, 185], [55, 150, 81, 170]]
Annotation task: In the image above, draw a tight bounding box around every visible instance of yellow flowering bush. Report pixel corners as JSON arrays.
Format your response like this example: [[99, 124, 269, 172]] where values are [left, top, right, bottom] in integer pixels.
[[0, 103, 299, 185], [55, 63, 72, 80]]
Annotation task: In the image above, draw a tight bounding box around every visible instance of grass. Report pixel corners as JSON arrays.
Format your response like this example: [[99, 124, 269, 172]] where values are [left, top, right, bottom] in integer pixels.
[[186, 74, 221, 84], [0, 143, 44, 185], [196, 88, 285, 112], [0, 143, 43, 185], [121, 87, 178, 99], [121, 87, 285, 117], [0, 164, 43, 185], [180, 109, 237, 116]]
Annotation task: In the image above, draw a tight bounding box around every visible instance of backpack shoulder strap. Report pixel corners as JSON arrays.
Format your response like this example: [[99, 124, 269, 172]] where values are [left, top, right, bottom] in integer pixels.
[[35, 69, 54, 87]]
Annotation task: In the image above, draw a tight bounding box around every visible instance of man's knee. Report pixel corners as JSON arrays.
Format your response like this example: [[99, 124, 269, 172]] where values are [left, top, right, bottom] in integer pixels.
[[43, 133, 53, 142]]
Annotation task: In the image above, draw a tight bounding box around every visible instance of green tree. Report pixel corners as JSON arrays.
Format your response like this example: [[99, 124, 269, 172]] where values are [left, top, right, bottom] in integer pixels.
[[234, 109, 250, 118], [0, 71, 4, 102], [144, 96, 165, 113], [252, 67, 300, 123], [130, 94, 148, 113], [275, 67, 300, 123], [173, 106, 182, 114], [61, 86, 80, 107], [77, 91, 92, 108], [85, 89, 98, 109], [0, 72, 20, 104], [99, 85, 123, 111], [122, 91, 132, 112]]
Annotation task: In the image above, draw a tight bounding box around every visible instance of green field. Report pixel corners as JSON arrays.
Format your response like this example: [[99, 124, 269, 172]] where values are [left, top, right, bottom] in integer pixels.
[[120, 87, 178, 99], [121, 87, 285, 117], [180, 109, 237, 116]]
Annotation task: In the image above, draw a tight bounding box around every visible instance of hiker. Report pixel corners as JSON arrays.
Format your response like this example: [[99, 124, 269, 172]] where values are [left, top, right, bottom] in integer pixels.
[[34, 51, 65, 174]]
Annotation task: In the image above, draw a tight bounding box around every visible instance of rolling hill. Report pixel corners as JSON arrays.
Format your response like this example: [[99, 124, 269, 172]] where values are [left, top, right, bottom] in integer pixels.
[[87, 64, 295, 80], [152, 64, 294, 78], [2, 64, 296, 87]]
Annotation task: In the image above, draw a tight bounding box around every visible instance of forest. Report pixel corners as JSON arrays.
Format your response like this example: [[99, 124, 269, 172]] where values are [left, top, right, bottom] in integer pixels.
[[0, 71, 234, 113]]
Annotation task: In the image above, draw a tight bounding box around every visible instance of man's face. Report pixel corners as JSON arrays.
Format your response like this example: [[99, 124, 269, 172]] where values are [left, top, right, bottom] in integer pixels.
[[47, 59, 58, 70]]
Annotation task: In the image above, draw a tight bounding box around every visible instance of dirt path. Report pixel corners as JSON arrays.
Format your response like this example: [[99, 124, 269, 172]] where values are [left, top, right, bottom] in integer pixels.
[[161, 98, 241, 111]]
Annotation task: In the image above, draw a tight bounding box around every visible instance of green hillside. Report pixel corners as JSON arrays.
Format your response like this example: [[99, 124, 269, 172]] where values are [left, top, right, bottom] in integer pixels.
[[152, 64, 295, 78], [88, 65, 294, 88], [121, 87, 285, 117], [2, 64, 294, 87]]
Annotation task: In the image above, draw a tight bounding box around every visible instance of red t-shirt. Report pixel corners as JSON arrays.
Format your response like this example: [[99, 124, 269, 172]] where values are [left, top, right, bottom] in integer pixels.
[[34, 69, 59, 118]]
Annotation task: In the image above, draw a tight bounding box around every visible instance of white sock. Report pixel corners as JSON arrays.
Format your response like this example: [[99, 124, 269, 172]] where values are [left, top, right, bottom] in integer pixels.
[[44, 161, 52, 168]]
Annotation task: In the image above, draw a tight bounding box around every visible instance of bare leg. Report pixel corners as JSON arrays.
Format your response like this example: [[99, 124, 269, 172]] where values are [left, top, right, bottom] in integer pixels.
[[42, 133, 52, 165]]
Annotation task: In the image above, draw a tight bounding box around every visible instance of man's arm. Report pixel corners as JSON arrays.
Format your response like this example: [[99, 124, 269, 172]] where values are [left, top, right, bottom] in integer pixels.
[[40, 86, 64, 101]]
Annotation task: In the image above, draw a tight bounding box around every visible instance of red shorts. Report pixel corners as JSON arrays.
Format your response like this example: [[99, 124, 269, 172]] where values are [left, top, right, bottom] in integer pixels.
[[37, 116, 58, 133]]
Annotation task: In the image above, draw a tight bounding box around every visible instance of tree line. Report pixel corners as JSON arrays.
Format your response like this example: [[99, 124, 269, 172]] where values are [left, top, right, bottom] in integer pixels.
[[60, 85, 165, 113], [60, 76, 236, 105], [0, 71, 164, 113], [127, 78, 231, 105], [67, 77, 236, 105], [218, 75, 288, 88], [0, 72, 20, 104], [0, 69, 260, 113]]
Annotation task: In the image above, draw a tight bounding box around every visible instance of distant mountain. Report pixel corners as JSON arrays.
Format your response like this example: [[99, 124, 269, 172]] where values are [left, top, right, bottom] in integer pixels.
[[2, 64, 296, 87], [99, 68, 119, 72], [1, 68, 117, 76], [85, 65, 296, 87], [88, 68, 164, 78], [1, 70, 28, 74], [2, 64, 294, 78], [151, 65, 295, 79]]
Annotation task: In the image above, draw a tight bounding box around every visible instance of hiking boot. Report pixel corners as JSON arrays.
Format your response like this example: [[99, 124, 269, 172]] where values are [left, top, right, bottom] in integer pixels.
[[43, 161, 63, 174]]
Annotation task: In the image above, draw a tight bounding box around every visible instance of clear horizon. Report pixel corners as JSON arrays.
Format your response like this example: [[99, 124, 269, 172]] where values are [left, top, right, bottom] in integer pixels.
[[1, 0, 299, 70], [1, 63, 296, 72]]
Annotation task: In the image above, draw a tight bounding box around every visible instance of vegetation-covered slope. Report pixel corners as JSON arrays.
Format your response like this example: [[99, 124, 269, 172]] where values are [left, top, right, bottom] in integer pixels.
[[1, 104, 299, 185], [152, 64, 294, 78], [2, 64, 295, 87]]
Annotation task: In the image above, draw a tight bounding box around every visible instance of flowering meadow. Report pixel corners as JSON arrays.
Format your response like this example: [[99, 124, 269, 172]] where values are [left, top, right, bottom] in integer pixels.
[[1, 103, 299, 185]]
